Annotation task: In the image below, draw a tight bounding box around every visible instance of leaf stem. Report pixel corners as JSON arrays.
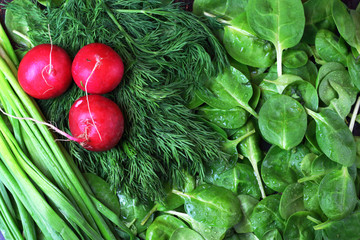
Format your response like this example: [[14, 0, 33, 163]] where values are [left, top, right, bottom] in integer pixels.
[[313, 220, 332, 230], [276, 44, 283, 77], [171, 189, 190, 199], [298, 173, 324, 183], [307, 215, 322, 225], [253, 162, 266, 199], [0, 23, 19, 66], [349, 96, 360, 132], [140, 204, 157, 226]]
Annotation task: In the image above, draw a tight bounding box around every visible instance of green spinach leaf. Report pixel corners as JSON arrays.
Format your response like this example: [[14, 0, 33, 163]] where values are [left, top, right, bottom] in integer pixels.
[[250, 195, 285, 238], [173, 184, 242, 228], [193, 0, 248, 19], [303, 181, 322, 215], [146, 215, 188, 240], [166, 211, 228, 240], [84, 173, 120, 216], [247, 0, 305, 76], [198, 66, 257, 117], [118, 192, 154, 234], [283, 50, 308, 68], [234, 195, 259, 233], [169, 228, 204, 240], [261, 146, 298, 192], [279, 183, 305, 220], [283, 211, 317, 240], [234, 120, 266, 198], [315, 29, 348, 65], [318, 167, 357, 220], [332, 0, 360, 53], [315, 210, 360, 240], [303, 0, 335, 44], [258, 94, 307, 150], [307, 108, 356, 166], [347, 53, 360, 90], [212, 163, 261, 199], [198, 105, 248, 129], [261, 229, 283, 240], [223, 12, 276, 68]]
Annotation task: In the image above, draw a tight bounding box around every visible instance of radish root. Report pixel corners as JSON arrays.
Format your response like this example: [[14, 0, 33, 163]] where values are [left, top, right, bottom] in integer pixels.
[[41, 24, 55, 91], [84, 56, 103, 142], [0, 107, 85, 143]]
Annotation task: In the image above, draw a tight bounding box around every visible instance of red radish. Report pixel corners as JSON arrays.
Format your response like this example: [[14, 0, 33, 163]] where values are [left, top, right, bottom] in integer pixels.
[[71, 43, 124, 94], [18, 44, 72, 99], [69, 95, 125, 152]]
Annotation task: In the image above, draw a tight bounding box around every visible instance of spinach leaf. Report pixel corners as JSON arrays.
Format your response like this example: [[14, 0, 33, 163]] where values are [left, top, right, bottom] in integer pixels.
[[303, 181, 322, 215], [315, 29, 348, 65], [303, 0, 335, 44], [282, 80, 319, 112], [315, 62, 345, 89], [4, 0, 36, 49], [300, 153, 318, 177], [318, 69, 357, 107], [307, 108, 356, 166], [145, 215, 188, 240], [193, 0, 248, 19], [234, 120, 266, 198], [223, 13, 276, 68], [347, 53, 360, 90], [169, 228, 204, 240], [318, 167, 357, 220], [198, 66, 258, 117], [263, 75, 302, 93], [166, 211, 228, 240], [332, 0, 360, 53], [250, 195, 285, 238], [283, 211, 317, 240], [221, 129, 256, 162], [279, 183, 305, 220], [37, 0, 64, 7], [283, 50, 308, 68], [212, 163, 261, 199], [316, 210, 360, 240], [247, 0, 305, 76], [326, 81, 354, 119], [198, 105, 248, 129], [258, 94, 307, 150], [226, 233, 259, 240], [305, 121, 322, 154], [310, 154, 340, 180], [156, 191, 184, 212], [118, 192, 154, 234], [288, 145, 311, 179], [261, 146, 298, 192], [264, 61, 318, 87], [263, 74, 319, 111], [84, 173, 120, 216], [173, 184, 242, 228], [261, 229, 282, 239], [234, 195, 259, 233]]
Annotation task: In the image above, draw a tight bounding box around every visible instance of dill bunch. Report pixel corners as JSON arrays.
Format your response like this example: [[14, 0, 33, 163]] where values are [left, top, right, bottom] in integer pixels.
[[7, 0, 228, 201]]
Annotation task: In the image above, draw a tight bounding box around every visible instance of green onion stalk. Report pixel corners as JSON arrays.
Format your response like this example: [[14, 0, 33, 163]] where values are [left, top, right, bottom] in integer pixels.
[[0, 22, 133, 240]]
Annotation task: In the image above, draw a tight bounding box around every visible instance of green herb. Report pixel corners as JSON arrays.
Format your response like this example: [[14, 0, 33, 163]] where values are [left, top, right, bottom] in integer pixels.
[[7, 0, 228, 201]]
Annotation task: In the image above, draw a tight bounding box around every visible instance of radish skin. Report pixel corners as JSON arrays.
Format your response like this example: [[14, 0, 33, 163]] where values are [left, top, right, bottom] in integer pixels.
[[18, 44, 72, 99], [72, 43, 124, 94], [69, 95, 125, 152]]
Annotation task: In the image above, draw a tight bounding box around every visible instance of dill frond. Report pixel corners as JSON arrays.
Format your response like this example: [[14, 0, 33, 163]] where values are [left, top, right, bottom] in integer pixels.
[[7, 0, 228, 201]]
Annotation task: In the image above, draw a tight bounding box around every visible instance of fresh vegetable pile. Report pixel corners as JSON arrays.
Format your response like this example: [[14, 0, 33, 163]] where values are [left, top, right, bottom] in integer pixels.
[[0, 0, 360, 239]]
